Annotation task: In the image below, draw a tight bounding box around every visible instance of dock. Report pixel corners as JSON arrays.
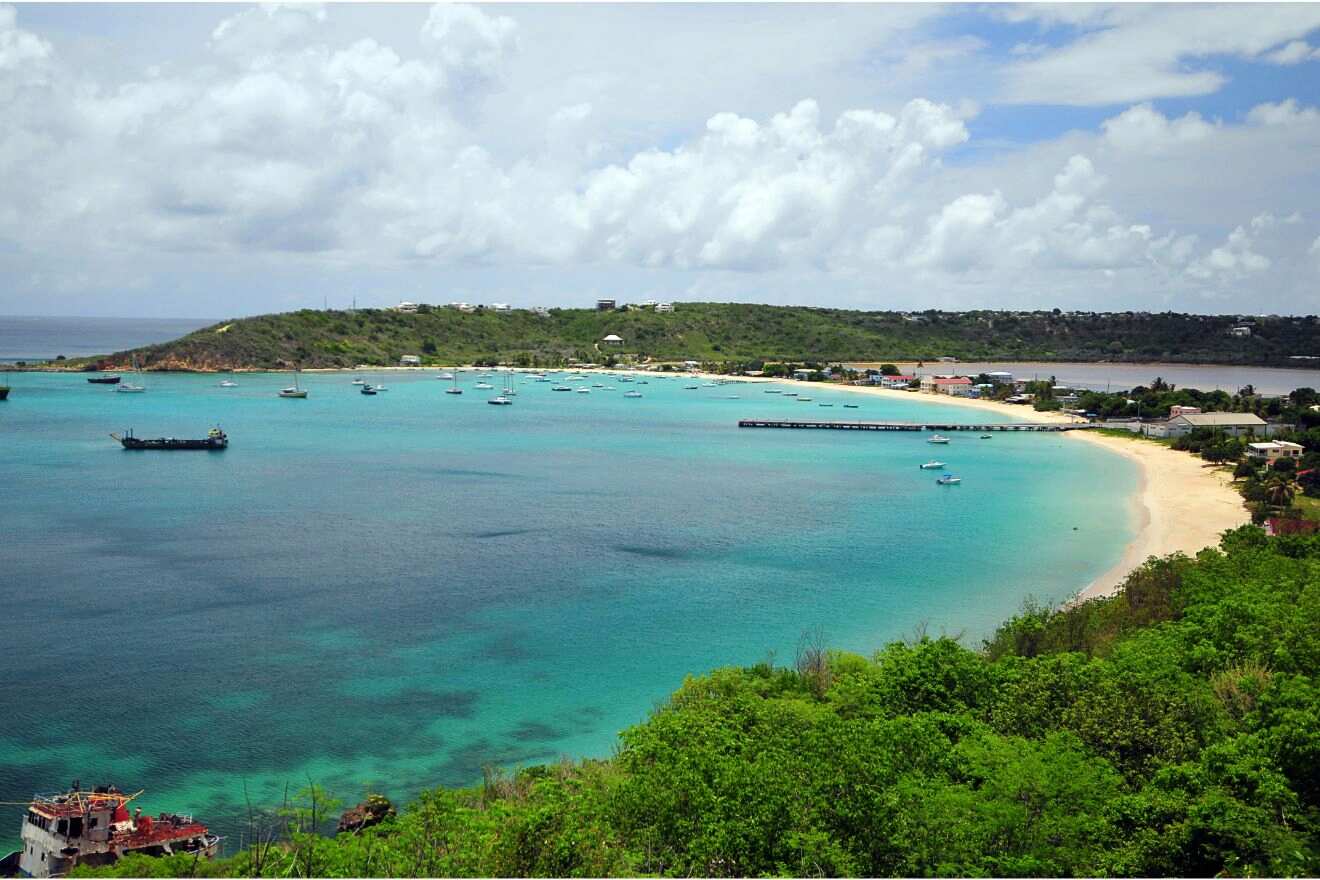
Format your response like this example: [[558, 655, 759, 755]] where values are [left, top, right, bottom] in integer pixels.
[[737, 419, 1097, 432]]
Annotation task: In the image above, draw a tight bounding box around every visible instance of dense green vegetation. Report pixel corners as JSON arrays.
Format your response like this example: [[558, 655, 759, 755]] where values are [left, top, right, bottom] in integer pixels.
[[78, 526, 1320, 877], [69, 305, 1320, 370]]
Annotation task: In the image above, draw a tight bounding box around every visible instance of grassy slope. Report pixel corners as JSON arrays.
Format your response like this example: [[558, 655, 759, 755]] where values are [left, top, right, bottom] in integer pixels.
[[70, 305, 1320, 371]]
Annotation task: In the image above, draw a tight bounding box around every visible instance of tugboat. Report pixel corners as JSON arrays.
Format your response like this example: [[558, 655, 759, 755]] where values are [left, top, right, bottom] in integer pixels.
[[2, 784, 220, 878], [87, 375, 122, 384], [111, 427, 228, 450]]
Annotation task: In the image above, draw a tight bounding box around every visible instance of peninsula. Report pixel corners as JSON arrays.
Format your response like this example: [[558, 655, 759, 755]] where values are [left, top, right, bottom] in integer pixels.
[[46, 304, 1320, 372]]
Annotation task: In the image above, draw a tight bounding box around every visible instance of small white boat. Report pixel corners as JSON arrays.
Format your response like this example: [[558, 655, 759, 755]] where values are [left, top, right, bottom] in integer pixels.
[[797, 397, 813, 402], [474, 382, 494, 390], [116, 356, 146, 393], [818, 403, 833, 407], [219, 380, 238, 388], [592, 383, 604, 388], [920, 461, 946, 470], [927, 434, 950, 444], [445, 387, 463, 395], [438, 372, 455, 380], [684, 385, 699, 390], [725, 395, 740, 400], [702, 382, 717, 387], [352, 377, 367, 385], [783, 392, 798, 397], [623, 390, 642, 398], [936, 475, 962, 485], [576, 387, 591, 394], [373, 384, 388, 392], [764, 389, 781, 394], [488, 395, 512, 406], [553, 385, 572, 391]]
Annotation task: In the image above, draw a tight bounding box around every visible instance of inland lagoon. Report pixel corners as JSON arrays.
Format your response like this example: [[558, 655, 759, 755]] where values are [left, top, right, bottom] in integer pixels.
[[0, 370, 1138, 850]]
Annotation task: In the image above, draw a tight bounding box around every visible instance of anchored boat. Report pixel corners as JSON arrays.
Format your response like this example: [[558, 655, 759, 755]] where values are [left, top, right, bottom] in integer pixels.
[[3, 784, 219, 879], [87, 375, 121, 384], [111, 427, 228, 450]]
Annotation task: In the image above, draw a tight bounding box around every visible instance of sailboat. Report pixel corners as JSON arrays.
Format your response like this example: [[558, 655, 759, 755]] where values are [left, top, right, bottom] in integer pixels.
[[115, 356, 146, 393], [445, 372, 462, 395], [488, 368, 514, 405], [279, 369, 308, 398]]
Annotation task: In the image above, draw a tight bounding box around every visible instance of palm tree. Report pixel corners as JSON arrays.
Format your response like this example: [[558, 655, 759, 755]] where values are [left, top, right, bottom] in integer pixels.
[[1265, 474, 1297, 511]]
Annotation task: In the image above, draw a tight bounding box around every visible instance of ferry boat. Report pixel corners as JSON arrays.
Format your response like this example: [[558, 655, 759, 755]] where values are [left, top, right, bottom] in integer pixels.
[[936, 474, 962, 485], [111, 427, 228, 450], [87, 375, 121, 384], [3, 784, 219, 878], [919, 460, 946, 470], [927, 434, 950, 444]]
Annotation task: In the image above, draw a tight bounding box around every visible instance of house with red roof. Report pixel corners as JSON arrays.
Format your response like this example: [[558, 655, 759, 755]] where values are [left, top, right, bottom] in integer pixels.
[[920, 375, 973, 397]]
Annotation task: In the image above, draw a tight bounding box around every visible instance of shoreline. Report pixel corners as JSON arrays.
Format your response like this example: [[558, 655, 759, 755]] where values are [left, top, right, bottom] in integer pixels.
[[689, 371, 1249, 601]]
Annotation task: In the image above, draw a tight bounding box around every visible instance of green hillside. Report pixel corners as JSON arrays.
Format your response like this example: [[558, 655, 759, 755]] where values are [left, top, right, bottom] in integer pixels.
[[70, 304, 1320, 371], [77, 526, 1320, 877]]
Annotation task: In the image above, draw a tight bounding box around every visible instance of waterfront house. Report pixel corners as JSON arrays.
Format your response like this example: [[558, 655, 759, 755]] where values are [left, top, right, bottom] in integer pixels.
[[794, 368, 822, 380], [399, 355, 421, 366], [876, 374, 915, 389], [1163, 412, 1267, 438], [1247, 441, 1304, 466], [922, 376, 972, 397]]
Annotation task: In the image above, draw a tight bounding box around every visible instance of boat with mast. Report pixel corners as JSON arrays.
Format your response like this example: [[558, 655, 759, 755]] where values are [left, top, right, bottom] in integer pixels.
[[279, 369, 307, 398], [87, 374, 121, 384]]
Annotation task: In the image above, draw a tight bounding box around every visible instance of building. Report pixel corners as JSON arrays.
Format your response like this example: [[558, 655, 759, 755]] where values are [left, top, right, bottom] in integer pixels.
[[1246, 441, 1304, 466], [399, 355, 421, 366], [491, 303, 512, 313], [601, 334, 624, 346], [639, 299, 658, 308], [532, 306, 550, 317], [1229, 326, 1252, 338], [921, 376, 973, 397], [875, 374, 914, 389], [655, 302, 674, 313], [392, 301, 419, 313], [596, 299, 616, 311], [793, 368, 821, 380], [1163, 412, 1267, 438], [1169, 405, 1202, 418], [448, 302, 475, 313], [985, 371, 1014, 384]]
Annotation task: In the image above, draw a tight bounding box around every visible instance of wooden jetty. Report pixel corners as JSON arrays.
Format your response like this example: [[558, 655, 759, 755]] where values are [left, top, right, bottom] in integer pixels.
[[737, 419, 1097, 432]]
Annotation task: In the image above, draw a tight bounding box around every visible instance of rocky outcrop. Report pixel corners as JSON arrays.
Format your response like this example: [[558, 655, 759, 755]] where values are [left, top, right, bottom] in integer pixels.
[[336, 794, 396, 835]]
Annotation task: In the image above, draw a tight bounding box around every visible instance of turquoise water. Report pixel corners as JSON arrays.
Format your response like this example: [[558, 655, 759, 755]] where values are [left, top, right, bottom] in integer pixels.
[[0, 371, 1138, 850]]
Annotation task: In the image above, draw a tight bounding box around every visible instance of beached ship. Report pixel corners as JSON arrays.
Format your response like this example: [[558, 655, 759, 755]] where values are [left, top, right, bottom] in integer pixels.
[[1, 785, 219, 878], [111, 427, 228, 450]]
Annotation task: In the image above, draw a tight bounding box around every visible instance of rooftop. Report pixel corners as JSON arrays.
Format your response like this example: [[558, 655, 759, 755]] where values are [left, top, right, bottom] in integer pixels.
[[1174, 412, 1266, 426]]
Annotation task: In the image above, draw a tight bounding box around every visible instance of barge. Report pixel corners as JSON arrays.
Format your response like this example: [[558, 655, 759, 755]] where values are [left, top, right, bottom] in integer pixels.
[[111, 427, 228, 450], [2, 784, 219, 878]]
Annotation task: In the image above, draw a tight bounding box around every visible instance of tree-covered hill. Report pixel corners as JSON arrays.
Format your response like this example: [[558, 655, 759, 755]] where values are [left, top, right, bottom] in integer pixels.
[[71, 304, 1320, 370], [78, 526, 1320, 877]]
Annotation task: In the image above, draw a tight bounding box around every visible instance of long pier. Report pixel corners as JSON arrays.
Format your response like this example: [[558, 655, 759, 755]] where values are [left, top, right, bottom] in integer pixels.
[[737, 419, 1097, 432]]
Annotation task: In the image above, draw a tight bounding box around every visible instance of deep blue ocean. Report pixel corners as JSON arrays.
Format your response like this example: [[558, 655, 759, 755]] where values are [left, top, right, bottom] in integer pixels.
[[0, 316, 215, 363], [0, 366, 1139, 853]]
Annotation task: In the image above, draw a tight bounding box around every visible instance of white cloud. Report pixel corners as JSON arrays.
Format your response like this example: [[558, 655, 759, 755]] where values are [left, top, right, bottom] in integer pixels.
[[420, 3, 518, 90], [1101, 103, 1215, 153], [1247, 99, 1320, 127], [1264, 40, 1320, 65], [1000, 5, 1320, 105]]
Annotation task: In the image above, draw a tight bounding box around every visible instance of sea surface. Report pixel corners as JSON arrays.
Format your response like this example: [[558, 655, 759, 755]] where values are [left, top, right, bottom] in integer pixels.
[[0, 316, 216, 363], [0, 370, 1139, 852]]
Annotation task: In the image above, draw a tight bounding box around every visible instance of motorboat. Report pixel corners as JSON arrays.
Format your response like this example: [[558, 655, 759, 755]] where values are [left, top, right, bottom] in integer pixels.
[[980, 434, 992, 439], [936, 474, 962, 485], [352, 377, 367, 385], [474, 382, 494, 390], [488, 395, 512, 405], [843, 404, 858, 408], [576, 387, 591, 394], [927, 434, 950, 444], [219, 380, 238, 388], [552, 385, 572, 391], [920, 461, 946, 470], [438, 372, 455, 380], [797, 397, 813, 402], [360, 384, 378, 395], [818, 403, 833, 407], [623, 390, 642, 398]]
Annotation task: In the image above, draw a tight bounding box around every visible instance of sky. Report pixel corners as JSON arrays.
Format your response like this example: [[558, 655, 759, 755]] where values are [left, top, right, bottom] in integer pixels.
[[1, 3, 1319, 318]]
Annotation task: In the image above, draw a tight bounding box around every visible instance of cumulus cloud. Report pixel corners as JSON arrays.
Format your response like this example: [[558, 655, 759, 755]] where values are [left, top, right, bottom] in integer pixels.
[[1, 4, 1320, 314], [1264, 40, 1320, 65]]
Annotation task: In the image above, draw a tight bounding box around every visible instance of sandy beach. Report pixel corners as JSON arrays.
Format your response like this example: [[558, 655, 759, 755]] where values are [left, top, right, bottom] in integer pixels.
[[689, 371, 1249, 600]]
